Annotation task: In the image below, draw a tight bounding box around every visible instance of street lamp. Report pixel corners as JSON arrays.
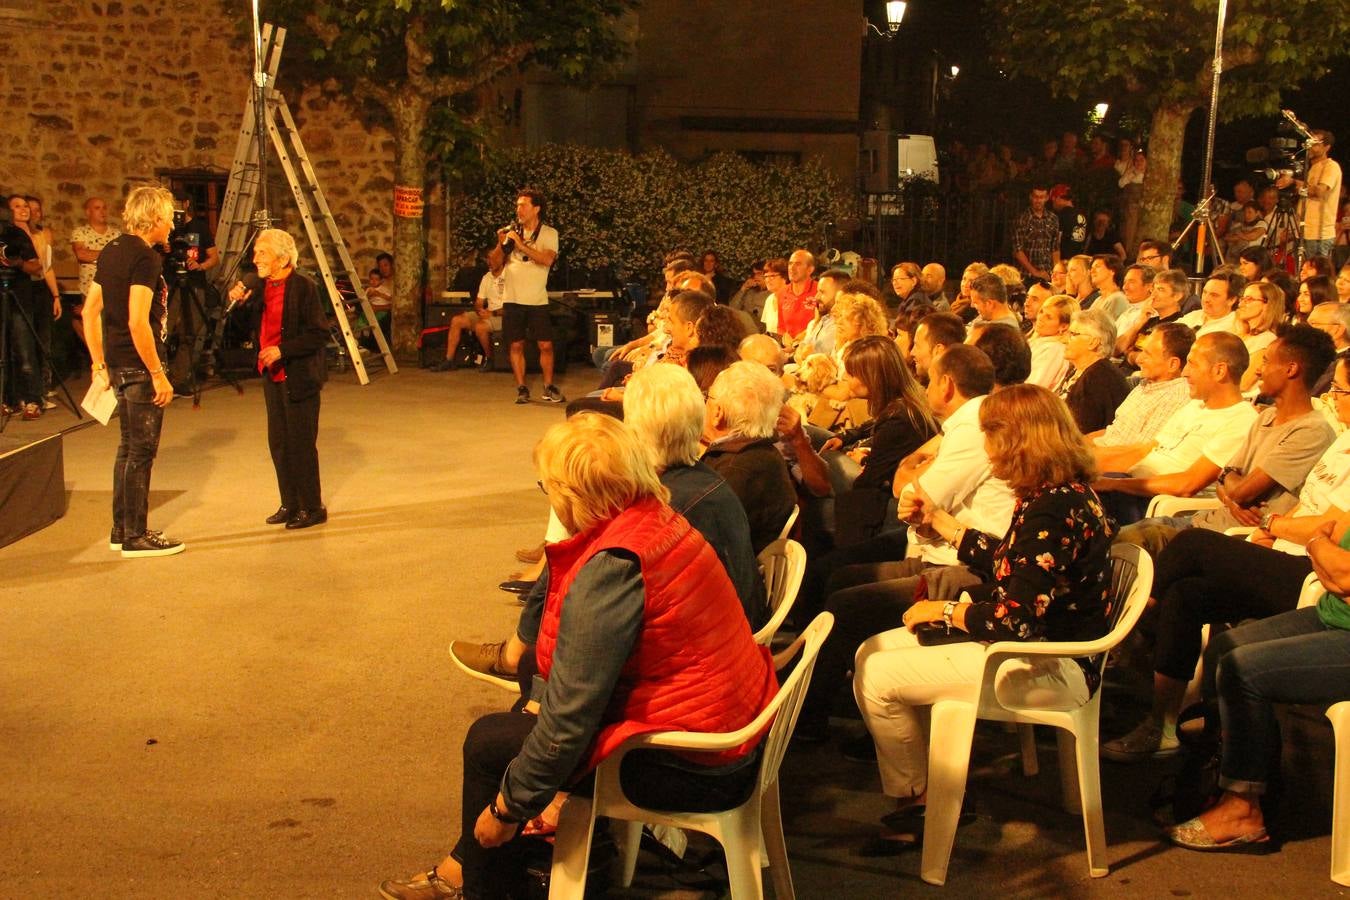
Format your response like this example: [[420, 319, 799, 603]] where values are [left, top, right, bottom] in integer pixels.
[[949, 64, 960, 78], [1093, 102, 1110, 120], [867, 0, 908, 37]]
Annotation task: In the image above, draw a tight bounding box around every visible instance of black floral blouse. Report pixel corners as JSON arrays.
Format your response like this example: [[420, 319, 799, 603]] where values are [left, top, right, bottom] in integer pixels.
[[957, 481, 1114, 686]]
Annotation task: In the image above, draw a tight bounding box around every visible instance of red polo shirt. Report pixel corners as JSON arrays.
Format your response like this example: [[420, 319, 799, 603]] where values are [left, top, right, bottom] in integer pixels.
[[777, 278, 818, 338]]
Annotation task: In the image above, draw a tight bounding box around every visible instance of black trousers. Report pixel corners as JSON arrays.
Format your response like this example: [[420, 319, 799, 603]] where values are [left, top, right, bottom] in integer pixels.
[[111, 368, 165, 538], [452, 710, 758, 900], [262, 378, 322, 511], [1152, 527, 1312, 681]]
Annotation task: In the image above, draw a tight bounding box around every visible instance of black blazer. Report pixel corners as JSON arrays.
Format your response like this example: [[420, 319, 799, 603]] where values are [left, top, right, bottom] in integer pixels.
[[237, 271, 331, 401]]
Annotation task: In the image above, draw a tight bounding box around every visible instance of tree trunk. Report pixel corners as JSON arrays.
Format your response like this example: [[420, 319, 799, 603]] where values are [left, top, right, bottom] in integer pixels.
[[389, 91, 430, 362], [1138, 102, 1198, 257]]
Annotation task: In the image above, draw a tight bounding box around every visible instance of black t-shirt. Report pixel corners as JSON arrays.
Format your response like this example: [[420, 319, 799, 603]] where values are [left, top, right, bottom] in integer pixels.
[[1085, 228, 1122, 255], [1057, 207, 1087, 257], [0, 225, 36, 302], [97, 234, 168, 369], [169, 216, 215, 285]]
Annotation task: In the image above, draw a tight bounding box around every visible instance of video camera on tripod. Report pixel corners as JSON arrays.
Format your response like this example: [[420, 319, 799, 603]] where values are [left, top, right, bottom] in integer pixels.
[[159, 206, 193, 281]]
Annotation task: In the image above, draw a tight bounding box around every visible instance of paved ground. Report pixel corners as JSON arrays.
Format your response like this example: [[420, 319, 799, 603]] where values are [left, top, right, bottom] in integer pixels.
[[2, 362, 1347, 898]]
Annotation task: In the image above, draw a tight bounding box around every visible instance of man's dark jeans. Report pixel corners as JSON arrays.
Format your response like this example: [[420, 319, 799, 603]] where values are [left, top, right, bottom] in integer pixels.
[[111, 368, 164, 538]]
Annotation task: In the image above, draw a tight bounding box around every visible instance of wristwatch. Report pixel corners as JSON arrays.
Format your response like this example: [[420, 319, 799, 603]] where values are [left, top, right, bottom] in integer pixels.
[[488, 798, 520, 824], [942, 600, 958, 630], [1260, 512, 1277, 532]]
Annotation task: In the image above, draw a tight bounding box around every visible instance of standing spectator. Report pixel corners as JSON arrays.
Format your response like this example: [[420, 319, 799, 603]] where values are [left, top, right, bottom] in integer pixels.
[[1054, 131, 1084, 174], [1, 195, 43, 419], [1050, 184, 1087, 260], [82, 186, 184, 557], [71, 197, 122, 345], [1276, 129, 1342, 259], [1012, 185, 1061, 281], [1084, 209, 1127, 259], [164, 193, 218, 392], [501, 188, 564, 404], [20, 195, 61, 406], [1087, 134, 1115, 170], [1118, 149, 1148, 254]]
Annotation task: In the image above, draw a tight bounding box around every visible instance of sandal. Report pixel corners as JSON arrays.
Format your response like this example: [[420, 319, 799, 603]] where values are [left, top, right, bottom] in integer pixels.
[[1167, 816, 1272, 854]]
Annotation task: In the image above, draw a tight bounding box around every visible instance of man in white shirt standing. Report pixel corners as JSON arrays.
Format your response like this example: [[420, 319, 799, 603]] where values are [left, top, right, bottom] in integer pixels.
[[1278, 128, 1342, 260], [500, 189, 563, 404]]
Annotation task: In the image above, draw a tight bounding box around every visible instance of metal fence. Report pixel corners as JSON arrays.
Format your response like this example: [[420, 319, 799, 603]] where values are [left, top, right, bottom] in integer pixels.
[[861, 188, 1026, 276]]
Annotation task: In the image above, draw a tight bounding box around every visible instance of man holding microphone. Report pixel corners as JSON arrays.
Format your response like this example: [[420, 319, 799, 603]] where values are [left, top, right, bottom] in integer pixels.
[[83, 185, 184, 558]]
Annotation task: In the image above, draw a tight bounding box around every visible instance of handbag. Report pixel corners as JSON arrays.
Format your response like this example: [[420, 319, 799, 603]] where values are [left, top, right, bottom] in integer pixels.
[[913, 621, 978, 646]]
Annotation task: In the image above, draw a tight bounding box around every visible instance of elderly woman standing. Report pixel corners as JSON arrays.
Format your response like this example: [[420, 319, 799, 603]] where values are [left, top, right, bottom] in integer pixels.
[[227, 229, 332, 529], [1055, 308, 1130, 433], [852, 385, 1113, 852], [383, 414, 778, 900]]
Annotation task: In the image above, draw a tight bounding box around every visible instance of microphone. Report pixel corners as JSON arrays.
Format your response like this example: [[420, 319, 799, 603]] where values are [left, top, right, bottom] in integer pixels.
[[1281, 108, 1317, 144]]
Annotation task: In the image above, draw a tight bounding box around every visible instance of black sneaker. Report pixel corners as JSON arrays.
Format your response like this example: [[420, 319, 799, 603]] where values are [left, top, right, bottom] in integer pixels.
[[478, 356, 493, 373], [111, 527, 163, 551], [542, 384, 565, 403], [121, 531, 185, 558], [431, 359, 457, 372], [515, 386, 530, 405]]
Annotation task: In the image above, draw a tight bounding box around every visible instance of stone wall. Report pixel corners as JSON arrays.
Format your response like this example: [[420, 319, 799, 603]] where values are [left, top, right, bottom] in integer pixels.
[[1, 1, 414, 289]]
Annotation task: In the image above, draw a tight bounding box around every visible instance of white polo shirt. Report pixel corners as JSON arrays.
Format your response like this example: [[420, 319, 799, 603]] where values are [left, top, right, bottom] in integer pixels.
[[503, 223, 558, 306]]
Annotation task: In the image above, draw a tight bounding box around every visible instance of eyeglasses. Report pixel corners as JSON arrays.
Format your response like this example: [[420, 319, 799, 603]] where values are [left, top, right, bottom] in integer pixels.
[[1327, 385, 1350, 399], [1066, 328, 1090, 338], [1240, 296, 1267, 305], [1137, 253, 1161, 263]]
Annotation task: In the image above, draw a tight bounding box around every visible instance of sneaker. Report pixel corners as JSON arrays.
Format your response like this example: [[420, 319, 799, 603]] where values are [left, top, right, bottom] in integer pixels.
[[449, 640, 518, 691], [478, 356, 494, 373], [430, 359, 457, 372], [21, 402, 41, 420], [378, 867, 463, 900], [1101, 720, 1180, 763], [42, 397, 58, 410], [515, 385, 530, 405], [121, 531, 186, 558], [110, 528, 160, 551], [542, 384, 565, 403]]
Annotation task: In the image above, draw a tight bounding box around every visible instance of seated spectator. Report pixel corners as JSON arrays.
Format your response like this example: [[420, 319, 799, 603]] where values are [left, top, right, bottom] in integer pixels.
[[1021, 280, 1053, 336], [890, 262, 932, 317], [738, 333, 786, 376], [1111, 264, 1156, 350], [1308, 301, 1350, 397], [1236, 245, 1274, 281], [694, 303, 750, 353], [1181, 270, 1245, 336], [1091, 323, 1194, 447], [1027, 294, 1076, 389], [1093, 332, 1256, 525], [910, 312, 968, 385], [920, 263, 949, 309], [1235, 281, 1287, 390], [1066, 254, 1096, 306], [1088, 254, 1130, 320], [1055, 309, 1131, 433], [796, 344, 1014, 743], [1224, 201, 1268, 256], [757, 256, 791, 338], [700, 249, 738, 301], [1167, 528, 1350, 852], [1049, 258, 1069, 295], [1118, 268, 1190, 365], [389, 413, 778, 900], [971, 322, 1032, 389], [763, 250, 817, 342], [1134, 238, 1173, 272], [686, 344, 738, 393], [701, 360, 797, 551], [1115, 325, 1337, 557], [1337, 263, 1350, 304], [950, 262, 989, 323], [793, 268, 847, 362], [819, 286, 890, 404], [1105, 356, 1350, 763], [851, 385, 1112, 851], [432, 246, 504, 372], [1301, 255, 1335, 282], [822, 336, 939, 545], [967, 272, 1020, 332], [729, 258, 769, 327], [1295, 274, 1336, 326]]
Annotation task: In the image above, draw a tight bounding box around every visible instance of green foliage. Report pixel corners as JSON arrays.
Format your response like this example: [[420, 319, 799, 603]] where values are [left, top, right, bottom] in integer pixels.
[[453, 146, 847, 279], [987, 0, 1350, 121]]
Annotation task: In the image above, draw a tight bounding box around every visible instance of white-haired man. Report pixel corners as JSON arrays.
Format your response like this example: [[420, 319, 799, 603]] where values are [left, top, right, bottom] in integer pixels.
[[83, 185, 184, 557], [227, 229, 332, 529], [702, 360, 796, 551]]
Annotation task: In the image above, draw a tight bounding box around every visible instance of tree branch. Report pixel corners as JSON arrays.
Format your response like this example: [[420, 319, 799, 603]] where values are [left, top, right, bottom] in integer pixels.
[[424, 41, 537, 102]]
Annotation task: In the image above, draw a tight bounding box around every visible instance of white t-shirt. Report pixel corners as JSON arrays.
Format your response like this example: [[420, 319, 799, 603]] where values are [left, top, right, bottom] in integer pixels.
[[1272, 430, 1350, 555], [907, 395, 1017, 566], [1304, 157, 1343, 241], [1180, 309, 1239, 337], [1028, 337, 1069, 389], [503, 222, 558, 306], [1244, 331, 1277, 356], [1129, 398, 1258, 480], [477, 271, 511, 311]]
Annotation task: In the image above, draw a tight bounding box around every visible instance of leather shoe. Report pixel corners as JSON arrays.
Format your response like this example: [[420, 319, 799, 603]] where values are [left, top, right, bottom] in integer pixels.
[[265, 506, 292, 525], [286, 508, 328, 530], [498, 579, 534, 595]]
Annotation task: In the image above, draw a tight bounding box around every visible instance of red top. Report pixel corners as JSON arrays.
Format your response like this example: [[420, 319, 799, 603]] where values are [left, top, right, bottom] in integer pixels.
[[777, 278, 818, 338], [259, 279, 286, 382]]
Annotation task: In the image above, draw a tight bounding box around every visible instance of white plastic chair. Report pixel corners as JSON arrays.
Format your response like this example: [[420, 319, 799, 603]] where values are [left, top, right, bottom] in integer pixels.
[[919, 544, 1154, 886], [753, 538, 806, 646], [1327, 700, 1350, 885], [777, 504, 800, 541], [1145, 494, 1221, 520], [548, 612, 835, 900]]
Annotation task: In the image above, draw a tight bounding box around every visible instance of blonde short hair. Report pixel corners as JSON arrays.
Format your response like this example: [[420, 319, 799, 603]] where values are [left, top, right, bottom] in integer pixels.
[[122, 186, 175, 234], [255, 228, 299, 269], [980, 384, 1096, 494], [623, 364, 705, 469], [709, 360, 785, 440], [833, 291, 889, 338], [1041, 294, 1079, 326], [989, 263, 1024, 288], [534, 413, 669, 535]]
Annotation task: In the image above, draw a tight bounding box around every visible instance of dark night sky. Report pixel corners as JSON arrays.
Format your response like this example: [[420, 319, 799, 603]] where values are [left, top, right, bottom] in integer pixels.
[[889, 0, 1350, 194]]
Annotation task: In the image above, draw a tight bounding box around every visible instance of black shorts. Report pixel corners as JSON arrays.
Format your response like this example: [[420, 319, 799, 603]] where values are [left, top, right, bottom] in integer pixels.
[[501, 303, 554, 343]]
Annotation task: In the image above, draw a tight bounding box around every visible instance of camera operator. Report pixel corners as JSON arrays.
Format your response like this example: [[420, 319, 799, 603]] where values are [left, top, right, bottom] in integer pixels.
[[1, 195, 45, 420], [226, 229, 330, 530], [83, 186, 185, 558], [164, 193, 218, 392], [1277, 129, 1342, 259]]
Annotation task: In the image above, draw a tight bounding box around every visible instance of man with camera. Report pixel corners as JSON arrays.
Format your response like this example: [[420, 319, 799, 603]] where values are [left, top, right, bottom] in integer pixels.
[[83, 185, 185, 558], [164, 193, 219, 393], [1277, 129, 1342, 259]]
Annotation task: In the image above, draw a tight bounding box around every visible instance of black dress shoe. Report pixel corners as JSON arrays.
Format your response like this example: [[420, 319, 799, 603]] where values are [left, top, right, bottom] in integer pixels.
[[266, 506, 292, 525], [498, 579, 534, 595], [285, 508, 328, 530]]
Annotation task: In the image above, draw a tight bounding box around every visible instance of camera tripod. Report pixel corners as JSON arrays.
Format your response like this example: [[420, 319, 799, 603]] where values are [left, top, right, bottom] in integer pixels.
[[1263, 198, 1304, 274], [1172, 190, 1227, 275], [0, 273, 81, 433], [164, 273, 243, 408]]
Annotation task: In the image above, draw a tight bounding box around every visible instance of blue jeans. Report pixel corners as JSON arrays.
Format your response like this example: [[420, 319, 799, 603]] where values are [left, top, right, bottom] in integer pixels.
[[111, 368, 165, 538], [1207, 607, 1350, 794], [1304, 238, 1335, 259]]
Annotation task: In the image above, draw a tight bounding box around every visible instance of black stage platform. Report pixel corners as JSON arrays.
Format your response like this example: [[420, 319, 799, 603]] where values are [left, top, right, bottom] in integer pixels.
[[0, 431, 66, 548]]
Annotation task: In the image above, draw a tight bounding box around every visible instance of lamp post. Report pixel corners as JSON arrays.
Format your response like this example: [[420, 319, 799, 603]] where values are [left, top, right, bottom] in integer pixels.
[[867, 0, 907, 37]]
